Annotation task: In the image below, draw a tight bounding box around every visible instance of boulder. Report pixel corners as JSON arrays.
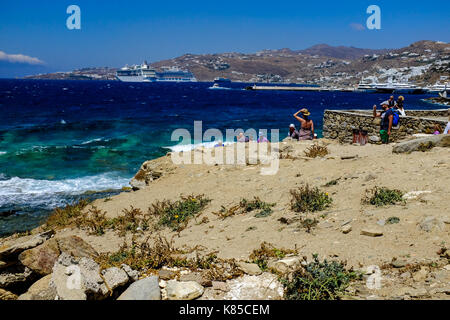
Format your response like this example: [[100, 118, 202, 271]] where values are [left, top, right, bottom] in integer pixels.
[[361, 227, 383, 237], [0, 231, 54, 261], [50, 253, 109, 300], [393, 135, 450, 154], [158, 269, 176, 280], [0, 265, 34, 292], [130, 178, 146, 190], [224, 273, 284, 300], [268, 257, 301, 274], [419, 216, 446, 232], [341, 225, 352, 234], [19, 236, 98, 276], [236, 262, 262, 276], [121, 264, 139, 282], [117, 276, 161, 300], [18, 274, 56, 300], [102, 267, 129, 291], [0, 288, 17, 300], [166, 280, 204, 300], [179, 271, 212, 287]]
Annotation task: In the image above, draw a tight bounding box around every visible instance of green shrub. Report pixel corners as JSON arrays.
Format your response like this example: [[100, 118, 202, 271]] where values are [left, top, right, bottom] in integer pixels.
[[149, 195, 211, 231], [362, 187, 404, 207], [282, 255, 361, 300], [44, 200, 90, 230], [240, 197, 276, 218], [290, 185, 332, 213]]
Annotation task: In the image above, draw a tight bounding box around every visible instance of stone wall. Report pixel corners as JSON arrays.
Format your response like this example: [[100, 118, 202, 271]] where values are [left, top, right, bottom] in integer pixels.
[[323, 109, 449, 144]]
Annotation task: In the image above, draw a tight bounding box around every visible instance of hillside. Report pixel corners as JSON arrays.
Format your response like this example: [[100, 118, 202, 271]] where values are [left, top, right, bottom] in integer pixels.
[[25, 41, 450, 86]]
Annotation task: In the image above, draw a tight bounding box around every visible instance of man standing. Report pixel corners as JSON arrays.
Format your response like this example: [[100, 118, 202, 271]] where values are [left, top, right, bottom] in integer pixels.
[[373, 102, 394, 144]]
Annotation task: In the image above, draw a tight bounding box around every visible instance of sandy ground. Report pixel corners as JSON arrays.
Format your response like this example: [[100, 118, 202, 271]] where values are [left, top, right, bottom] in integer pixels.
[[53, 139, 449, 272]]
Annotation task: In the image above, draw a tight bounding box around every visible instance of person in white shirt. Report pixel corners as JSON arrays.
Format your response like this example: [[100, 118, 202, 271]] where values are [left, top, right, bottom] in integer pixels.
[[444, 120, 450, 134]]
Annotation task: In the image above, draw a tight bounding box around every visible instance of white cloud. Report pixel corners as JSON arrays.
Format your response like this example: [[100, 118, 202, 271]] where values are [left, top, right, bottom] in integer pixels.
[[0, 51, 45, 65], [350, 23, 365, 31]]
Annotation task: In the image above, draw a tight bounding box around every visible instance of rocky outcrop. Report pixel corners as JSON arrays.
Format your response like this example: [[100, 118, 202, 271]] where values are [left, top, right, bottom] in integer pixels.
[[224, 273, 284, 300], [166, 280, 204, 300], [0, 231, 54, 262], [130, 157, 176, 190], [393, 135, 450, 154], [0, 288, 18, 300], [18, 275, 56, 300], [117, 276, 160, 300], [18, 236, 98, 276], [50, 253, 130, 300]]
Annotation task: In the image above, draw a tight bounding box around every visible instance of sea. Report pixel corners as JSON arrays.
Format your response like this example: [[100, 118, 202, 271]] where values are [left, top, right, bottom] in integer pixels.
[[0, 79, 438, 236]]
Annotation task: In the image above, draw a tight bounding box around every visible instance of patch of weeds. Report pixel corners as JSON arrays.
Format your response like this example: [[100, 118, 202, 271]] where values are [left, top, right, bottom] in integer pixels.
[[386, 217, 400, 225], [44, 200, 90, 230], [110, 206, 149, 237], [299, 218, 319, 233], [282, 255, 362, 300], [96, 236, 242, 281], [82, 206, 110, 236], [214, 204, 242, 220], [304, 144, 329, 158], [362, 187, 404, 207], [249, 242, 298, 271], [148, 195, 211, 231], [215, 197, 276, 220], [290, 184, 332, 213], [240, 197, 276, 218]]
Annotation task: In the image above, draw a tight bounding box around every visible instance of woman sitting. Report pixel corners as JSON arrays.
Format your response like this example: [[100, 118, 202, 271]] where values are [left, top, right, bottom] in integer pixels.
[[293, 108, 315, 140]]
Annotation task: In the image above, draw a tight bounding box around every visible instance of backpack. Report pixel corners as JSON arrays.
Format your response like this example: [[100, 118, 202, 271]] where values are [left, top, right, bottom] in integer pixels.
[[392, 109, 400, 126]]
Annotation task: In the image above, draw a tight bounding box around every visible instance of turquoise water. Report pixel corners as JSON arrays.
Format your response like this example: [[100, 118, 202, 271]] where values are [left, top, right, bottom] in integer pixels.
[[0, 79, 436, 235]]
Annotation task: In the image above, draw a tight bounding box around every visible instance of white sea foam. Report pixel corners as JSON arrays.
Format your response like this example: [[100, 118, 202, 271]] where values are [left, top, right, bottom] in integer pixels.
[[81, 137, 105, 145], [0, 173, 130, 208], [0, 151, 6, 155], [164, 141, 235, 153]]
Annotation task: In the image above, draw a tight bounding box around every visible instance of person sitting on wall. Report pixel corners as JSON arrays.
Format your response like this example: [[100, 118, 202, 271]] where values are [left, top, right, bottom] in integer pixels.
[[395, 96, 406, 117], [373, 102, 394, 144], [388, 95, 396, 108], [293, 108, 315, 140], [288, 124, 300, 140], [445, 117, 450, 135]]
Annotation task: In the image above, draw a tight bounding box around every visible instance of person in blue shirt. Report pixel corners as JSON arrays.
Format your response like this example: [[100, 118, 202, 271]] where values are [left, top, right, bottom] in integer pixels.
[[373, 103, 394, 144]]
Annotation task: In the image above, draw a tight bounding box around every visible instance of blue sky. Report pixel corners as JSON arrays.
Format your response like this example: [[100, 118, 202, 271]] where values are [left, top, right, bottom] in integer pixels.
[[1, 0, 449, 77]]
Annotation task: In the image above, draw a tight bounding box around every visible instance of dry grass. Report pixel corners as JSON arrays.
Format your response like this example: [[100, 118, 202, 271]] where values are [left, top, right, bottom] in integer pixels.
[[249, 242, 298, 271], [214, 197, 276, 220], [44, 200, 90, 230], [304, 144, 329, 158], [96, 235, 243, 281]]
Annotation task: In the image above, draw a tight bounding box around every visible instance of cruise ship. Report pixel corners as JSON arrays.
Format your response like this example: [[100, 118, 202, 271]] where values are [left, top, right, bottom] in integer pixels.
[[357, 78, 425, 94], [116, 62, 197, 82]]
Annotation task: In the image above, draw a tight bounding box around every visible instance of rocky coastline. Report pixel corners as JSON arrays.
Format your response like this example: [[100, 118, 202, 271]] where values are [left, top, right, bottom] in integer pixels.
[[1, 133, 450, 301]]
